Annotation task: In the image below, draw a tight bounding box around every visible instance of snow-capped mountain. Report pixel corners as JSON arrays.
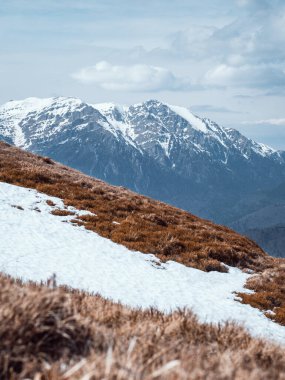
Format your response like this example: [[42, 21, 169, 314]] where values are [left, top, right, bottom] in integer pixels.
[[1, 96, 285, 256], [1, 97, 281, 166], [94, 100, 285, 211], [94, 100, 280, 168], [0, 97, 170, 196]]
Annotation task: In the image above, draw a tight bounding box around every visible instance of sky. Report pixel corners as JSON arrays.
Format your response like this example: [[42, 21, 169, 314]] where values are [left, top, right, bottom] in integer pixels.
[[1, 0, 285, 149]]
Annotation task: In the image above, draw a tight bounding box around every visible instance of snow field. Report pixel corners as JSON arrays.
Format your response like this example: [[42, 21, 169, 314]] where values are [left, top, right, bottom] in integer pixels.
[[0, 182, 284, 345]]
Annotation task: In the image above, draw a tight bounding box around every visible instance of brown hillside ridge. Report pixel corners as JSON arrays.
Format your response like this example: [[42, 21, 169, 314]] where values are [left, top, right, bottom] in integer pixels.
[[1, 273, 285, 380], [0, 141, 271, 272], [0, 141, 284, 325]]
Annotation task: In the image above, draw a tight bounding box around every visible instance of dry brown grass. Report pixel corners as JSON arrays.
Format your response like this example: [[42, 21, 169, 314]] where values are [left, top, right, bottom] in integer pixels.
[[0, 273, 285, 380], [0, 275, 93, 379], [51, 209, 75, 217], [0, 141, 273, 274], [0, 142, 284, 325], [238, 262, 285, 326]]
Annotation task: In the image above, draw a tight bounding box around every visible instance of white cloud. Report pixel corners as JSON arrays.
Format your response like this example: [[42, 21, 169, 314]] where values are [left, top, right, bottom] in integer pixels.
[[236, 0, 284, 10], [190, 104, 241, 114], [160, 0, 285, 92], [204, 64, 285, 88], [243, 118, 285, 126], [71, 61, 189, 92]]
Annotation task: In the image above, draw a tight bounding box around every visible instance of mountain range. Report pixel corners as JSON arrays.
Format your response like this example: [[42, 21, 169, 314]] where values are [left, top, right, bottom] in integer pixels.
[[1, 96, 285, 257]]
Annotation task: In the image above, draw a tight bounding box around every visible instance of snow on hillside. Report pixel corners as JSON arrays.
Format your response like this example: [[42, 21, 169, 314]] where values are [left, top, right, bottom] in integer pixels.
[[0, 182, 284, 345], [168, 104, 209, 134]]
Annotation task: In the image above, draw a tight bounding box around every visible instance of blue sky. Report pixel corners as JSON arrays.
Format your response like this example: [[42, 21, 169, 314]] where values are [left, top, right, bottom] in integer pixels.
[[1, 0, 285, 149]]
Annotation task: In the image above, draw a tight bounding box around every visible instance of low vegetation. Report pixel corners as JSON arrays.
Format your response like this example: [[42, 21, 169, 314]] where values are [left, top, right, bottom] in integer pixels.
[[51, 209, 75, 217], [238, 264, 285, 326], [0, 141, 284, 325], [0, 142, 272, 273], [0, 273, 285, 380]]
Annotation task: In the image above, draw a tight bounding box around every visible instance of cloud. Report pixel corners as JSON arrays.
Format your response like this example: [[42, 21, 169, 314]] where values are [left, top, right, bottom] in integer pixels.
[[243, 118, 285, 126], [204, 64, 285, 88], [167, 4, 285, 64], [159, 0, 285, 92], [236, 0, 283, 10], [190, 104, 241, 114], [71, 61, 190, 92]]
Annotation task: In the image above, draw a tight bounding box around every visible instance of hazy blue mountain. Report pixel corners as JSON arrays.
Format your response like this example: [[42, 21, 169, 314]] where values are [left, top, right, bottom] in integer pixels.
[[231, 182, 285, 257], [1, 96, 285, 256]]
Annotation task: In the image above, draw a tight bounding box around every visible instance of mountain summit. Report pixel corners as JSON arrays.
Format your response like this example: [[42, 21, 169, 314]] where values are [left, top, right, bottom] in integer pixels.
[[1, 97, 285, 256]]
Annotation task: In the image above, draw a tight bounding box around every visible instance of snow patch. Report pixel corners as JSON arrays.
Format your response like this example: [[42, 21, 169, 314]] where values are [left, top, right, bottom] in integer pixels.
[[93, 102, 141, 150], [252, 142, 276, 157], [168, 104, 209, 134], [0, 182, 285, 345]]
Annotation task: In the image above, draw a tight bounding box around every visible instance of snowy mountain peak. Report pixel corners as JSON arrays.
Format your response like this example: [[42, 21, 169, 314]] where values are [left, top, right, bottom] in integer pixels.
[[0, 96, 89, 147], [0, 96, 120, 149], [127, 100, 210, 134], [0, 97, 54, 146], [128, 99, 163, 109], [94, 98, 280, 163], [93, 102, 129, 114], [0, 96, 84, 118], [0, 96, 281, 165]]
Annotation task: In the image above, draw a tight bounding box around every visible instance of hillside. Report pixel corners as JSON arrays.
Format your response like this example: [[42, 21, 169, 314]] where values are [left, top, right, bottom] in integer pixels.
[[1, 97, 285, 257], [0, 141, 270, 273], [1, 141, 285, 379], [0, 141, 285, 331]]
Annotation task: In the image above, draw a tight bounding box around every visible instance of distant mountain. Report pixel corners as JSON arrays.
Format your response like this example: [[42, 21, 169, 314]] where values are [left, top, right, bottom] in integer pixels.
[[1, 96, 285, 256], [231, 181, 285, 257]]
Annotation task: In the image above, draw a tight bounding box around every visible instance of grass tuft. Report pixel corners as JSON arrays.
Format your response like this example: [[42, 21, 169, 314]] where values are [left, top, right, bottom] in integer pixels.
[[0, 273, 284, 379]]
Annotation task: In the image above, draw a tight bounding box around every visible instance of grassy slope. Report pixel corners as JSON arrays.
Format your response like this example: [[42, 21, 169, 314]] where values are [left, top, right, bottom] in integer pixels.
[[0, 142, 271, 272], [0, 141, 284, 325], [1, 273, 285, 380]]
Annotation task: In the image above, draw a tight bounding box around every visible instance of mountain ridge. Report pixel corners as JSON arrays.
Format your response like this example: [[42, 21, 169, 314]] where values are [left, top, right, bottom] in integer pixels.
[[1, 96, 282, 161], [1, 96, 285, 257]]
